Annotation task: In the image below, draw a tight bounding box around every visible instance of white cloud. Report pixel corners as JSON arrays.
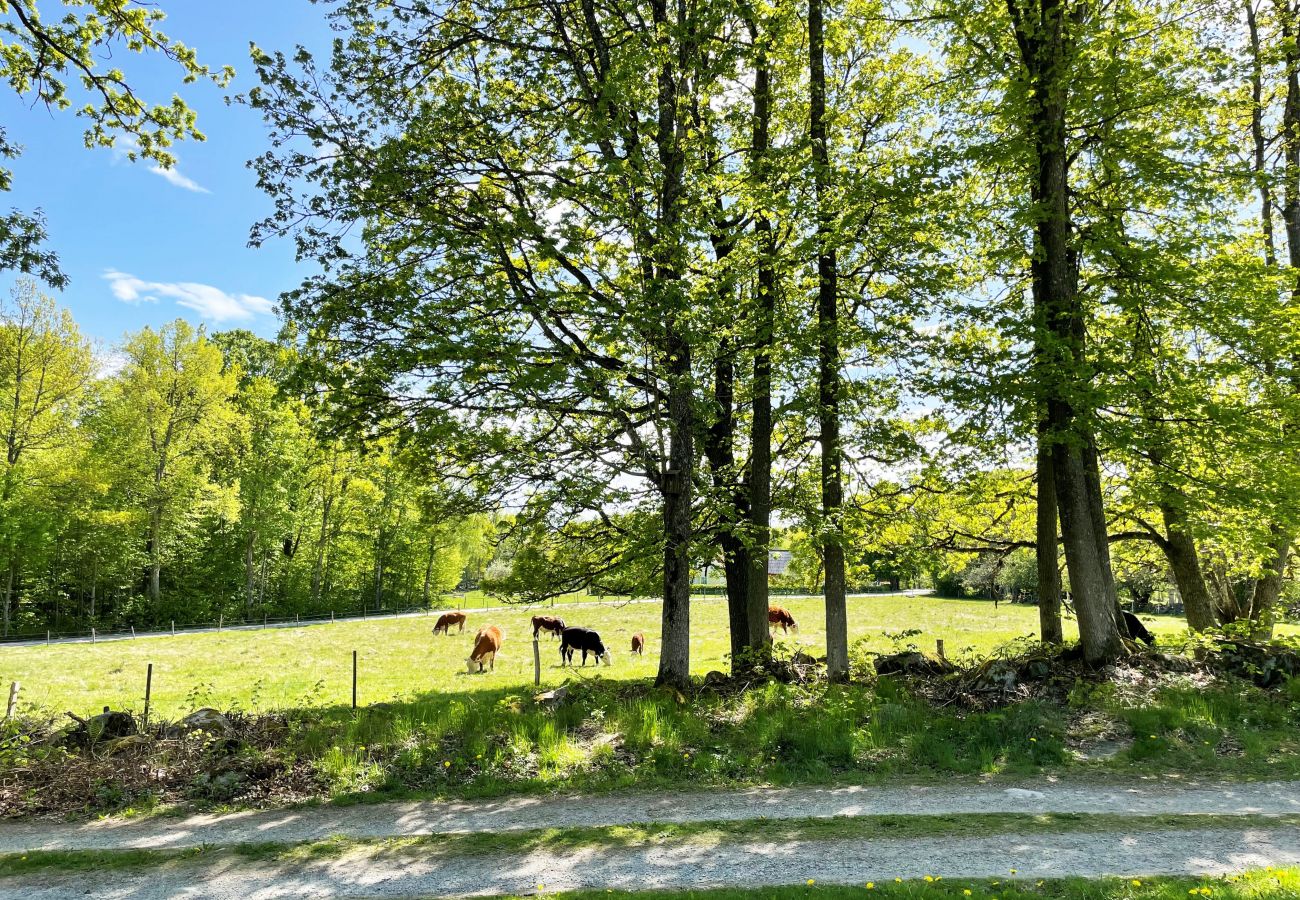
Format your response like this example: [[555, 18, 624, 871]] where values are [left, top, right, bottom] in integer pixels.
[[107, 138, 210, 193], [149, 164, 211, 194], [103, 270, 275, 323]]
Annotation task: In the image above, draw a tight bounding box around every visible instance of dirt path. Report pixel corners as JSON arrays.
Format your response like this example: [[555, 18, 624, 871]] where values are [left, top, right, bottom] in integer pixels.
[[1, 778, 1297, 853], [7, 824, 1300, 899]]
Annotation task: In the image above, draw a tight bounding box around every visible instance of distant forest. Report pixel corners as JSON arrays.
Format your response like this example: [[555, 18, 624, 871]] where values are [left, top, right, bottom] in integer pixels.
[[0, 281, 493, 636]]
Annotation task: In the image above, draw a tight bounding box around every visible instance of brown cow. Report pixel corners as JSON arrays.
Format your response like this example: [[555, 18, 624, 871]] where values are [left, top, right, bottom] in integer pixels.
[[532, 615, 566, 640], [631, 633, 645, 655], [433, 611, 467, 635], [768, 606, 798, 635], [466, 625, 503, 673]]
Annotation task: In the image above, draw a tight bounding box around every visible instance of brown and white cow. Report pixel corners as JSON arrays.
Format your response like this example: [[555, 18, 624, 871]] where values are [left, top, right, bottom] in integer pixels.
[[768, 606, 798, 635], [433, 611, 467, 635], [631, 632, 645, 656], [532, 615, 566, 640], [466, 625, 503, 673]]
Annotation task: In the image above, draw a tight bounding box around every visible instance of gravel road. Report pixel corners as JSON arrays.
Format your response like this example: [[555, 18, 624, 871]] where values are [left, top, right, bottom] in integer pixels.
[[6, 824, 1299, 899], [1, 778, 1297, 853]]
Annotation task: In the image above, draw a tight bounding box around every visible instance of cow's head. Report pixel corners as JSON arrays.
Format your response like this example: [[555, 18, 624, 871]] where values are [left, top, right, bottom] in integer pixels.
[[466, 657, 481, 674], [599, 650, 613, 666]]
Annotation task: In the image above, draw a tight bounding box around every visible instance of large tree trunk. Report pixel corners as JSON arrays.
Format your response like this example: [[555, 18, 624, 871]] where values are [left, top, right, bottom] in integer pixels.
[[1156, 495, 1217, 631], [1035, 440, 1063, 643], [1246, 527, 1290, 636], [658, 331, 694, 688], [652, 0, 694, 689], [703, 334, 755, 664], [810, 0, 847, 680], [1017, 0, 1122, 664], [744, 12, 776, 652]]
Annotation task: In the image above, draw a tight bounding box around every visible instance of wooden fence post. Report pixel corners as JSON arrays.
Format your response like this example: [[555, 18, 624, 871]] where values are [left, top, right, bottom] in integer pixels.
[[533, 637, 541, 686], [91, 627, 96, 645], [143, 664, 153, 730], [5, 682, 18, 721], [171, 620, 175, 636], [218, 614, 223, 632], [352, 650, 358, 710], [131, 626, 136, 639], [936, 639, 945, 661]]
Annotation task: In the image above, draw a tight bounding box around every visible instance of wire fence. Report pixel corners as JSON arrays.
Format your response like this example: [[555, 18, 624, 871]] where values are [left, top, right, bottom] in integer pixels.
[[0, 586, 927, 648]]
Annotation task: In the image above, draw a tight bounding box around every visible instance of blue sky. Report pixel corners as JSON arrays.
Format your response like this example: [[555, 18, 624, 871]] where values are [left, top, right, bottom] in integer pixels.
[[0, 1, 336, 343]]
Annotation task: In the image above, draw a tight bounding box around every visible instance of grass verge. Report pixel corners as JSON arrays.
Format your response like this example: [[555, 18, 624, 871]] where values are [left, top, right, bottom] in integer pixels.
[[2, 814, 1299, 877], [507, 871, 1299, 900]]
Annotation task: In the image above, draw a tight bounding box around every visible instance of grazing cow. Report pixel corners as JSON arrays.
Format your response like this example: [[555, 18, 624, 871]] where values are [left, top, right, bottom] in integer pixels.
[[768, 606, 798, 635], [466, 625, 503, 673], [631, 632, 645, 656], [532, 615, 566, 640], [560, 626, 612, 666], [1121, 610, 1155, 647], [433, 611, 467, 636]]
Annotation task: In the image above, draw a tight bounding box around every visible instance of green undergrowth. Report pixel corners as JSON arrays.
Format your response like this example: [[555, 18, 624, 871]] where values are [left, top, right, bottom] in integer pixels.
[[2, 815, 1298, 878], [300, 674, 1300, 806]]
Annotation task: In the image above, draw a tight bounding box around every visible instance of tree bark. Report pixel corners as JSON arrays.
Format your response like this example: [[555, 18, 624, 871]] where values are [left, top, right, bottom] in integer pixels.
[[744, 9, 776, 653], [1158, 509, 1217, 631], [1035, 440, 1063, 643], [703, 334, 754, 664], [1013, 0, 1122, 664], [658, 333, 694, 688], [810, 0, 848, 680], [651, 0, 694, 689], [244, 529, 258, 612], [1, 559, 13, 637], [1247, 527, 1290, 636]]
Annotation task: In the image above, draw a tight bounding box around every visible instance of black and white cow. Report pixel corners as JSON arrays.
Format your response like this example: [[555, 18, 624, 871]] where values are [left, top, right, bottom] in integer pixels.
[[560, 626, 612, 666]]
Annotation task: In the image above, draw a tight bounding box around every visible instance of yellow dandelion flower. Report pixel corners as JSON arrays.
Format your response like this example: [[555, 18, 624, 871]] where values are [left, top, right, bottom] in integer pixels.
[[1132, 880, 1142, 887], [444, 761, 452, 767], [1009, 870, 1017, 875], [895, 878, 903, 883], [925, 876, 934, 883], [867, 883, 875, 890], [964, 890, 973, 896], [808, 880, 816, 886], [1029, 738, 1037, 743]]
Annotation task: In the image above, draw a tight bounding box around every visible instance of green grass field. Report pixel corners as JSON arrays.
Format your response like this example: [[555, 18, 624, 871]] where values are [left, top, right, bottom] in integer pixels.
[[0, 594, 1193, 717], [3, 595, 1297, 816]]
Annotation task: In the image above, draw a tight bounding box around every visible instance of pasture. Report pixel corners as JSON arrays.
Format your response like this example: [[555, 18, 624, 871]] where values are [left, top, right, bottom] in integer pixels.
[[0, 593, 1177, 717], [3, 594, 1297, 816]]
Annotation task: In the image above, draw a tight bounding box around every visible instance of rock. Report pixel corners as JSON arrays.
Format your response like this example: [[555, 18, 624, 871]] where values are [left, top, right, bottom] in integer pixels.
[[873, 651, 955, 677], [533, 686, 569, 708], [702, 670, 728, 687], [1212, 640, 1300, 688], [165, 708, 234, 739], [103, 734, 152, 755], [61, 708, 137, 748], [973, 660, 1019, 692]]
